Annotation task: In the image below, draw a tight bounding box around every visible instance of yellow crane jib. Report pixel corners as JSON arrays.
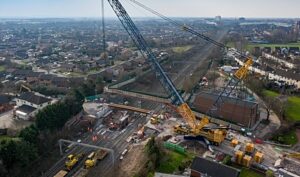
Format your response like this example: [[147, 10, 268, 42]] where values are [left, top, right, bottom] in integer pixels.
[[177, 103, 209, 134], [177, 103, 198, 130], [234, 58, 254, 80]]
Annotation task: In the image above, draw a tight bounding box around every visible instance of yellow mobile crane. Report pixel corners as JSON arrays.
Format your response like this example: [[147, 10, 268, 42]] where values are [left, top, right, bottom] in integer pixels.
[[106, 0, 253, 145]]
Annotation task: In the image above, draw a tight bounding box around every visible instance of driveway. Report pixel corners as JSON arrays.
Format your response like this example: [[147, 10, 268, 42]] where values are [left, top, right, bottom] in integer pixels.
[[0, 110, 33, 133]]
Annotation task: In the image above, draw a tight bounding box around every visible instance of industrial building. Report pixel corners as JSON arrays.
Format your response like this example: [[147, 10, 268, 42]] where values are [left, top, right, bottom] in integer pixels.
[[192, 92, 259, 128]]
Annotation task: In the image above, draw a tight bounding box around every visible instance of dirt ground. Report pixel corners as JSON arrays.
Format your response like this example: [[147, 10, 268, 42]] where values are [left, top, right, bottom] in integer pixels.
[[115, 145, 147, 177]]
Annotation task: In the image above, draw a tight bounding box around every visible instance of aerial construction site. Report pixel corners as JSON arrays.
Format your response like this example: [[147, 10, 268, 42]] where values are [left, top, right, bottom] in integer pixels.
[[0, 0, 300, 177], [42, 1, 300, 177]]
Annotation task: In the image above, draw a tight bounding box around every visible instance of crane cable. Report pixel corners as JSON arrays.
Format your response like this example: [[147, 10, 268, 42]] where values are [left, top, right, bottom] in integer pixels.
[[128, 0, 226, 48], [128, 0, 253, 122], [101, 0, 107, 65]]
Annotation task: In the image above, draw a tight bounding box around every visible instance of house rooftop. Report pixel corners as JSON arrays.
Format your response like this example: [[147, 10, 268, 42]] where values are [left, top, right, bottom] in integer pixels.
[[0, 95, 11, 104], [191, 157, 240, 177], [16, 105, 36, 114], [18, 92, 51, 105]]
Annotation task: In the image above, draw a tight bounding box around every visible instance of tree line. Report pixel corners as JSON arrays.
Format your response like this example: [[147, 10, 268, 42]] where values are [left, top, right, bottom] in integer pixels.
[[0, 77, 103, 176]]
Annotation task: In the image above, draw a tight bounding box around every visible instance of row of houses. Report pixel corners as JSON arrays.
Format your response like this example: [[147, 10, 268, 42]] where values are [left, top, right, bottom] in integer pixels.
[[228, 50, 300, 89]]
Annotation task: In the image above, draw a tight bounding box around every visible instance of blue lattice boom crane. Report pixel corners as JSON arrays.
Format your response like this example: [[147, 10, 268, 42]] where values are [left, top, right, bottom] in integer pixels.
[[106, 0, 226, 144]]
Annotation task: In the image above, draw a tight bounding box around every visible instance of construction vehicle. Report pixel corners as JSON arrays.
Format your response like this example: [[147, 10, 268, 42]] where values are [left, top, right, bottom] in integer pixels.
[[284, 152, 300, 159], [53, 170, 68, 177], [150, 114, 159, 124], [106, 0, 253, 145], [129, 0, 254, 112], [84, 150, 108, 169], [65, 153, 84, 171], [128, 0, 255, 122]]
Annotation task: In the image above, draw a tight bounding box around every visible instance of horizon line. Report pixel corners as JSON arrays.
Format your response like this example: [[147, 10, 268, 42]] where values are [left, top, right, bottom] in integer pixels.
[[0, 16, 299, 20]]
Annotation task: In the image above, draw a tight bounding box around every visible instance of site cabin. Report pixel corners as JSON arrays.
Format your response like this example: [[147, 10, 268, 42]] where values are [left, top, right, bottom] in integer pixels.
[[53, 170, 68, 177]]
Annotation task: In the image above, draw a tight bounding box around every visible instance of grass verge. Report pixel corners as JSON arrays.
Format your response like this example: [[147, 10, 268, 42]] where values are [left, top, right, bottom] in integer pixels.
[[272, 129, 298, 145], [157, 151, 193, 173], [172, 45, 194, 54], [0, 65, 5, 72], [286, 96, 300, 121], [239, 168, 264, 177], [262, 89, 279, 98]]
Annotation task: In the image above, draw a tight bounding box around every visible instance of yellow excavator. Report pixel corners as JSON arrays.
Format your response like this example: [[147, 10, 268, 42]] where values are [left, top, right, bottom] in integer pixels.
[[84, 150, 108, 169], [65, 153, 84, 171]]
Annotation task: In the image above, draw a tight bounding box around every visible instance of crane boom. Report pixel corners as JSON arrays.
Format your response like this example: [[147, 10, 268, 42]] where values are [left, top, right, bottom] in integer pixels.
[[128, 0, 254, 117], [106, 0, 199, 131]]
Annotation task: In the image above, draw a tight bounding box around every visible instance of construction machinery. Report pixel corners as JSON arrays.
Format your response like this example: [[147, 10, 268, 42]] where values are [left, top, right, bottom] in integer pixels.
[[84, 149, 108, 169], [106, 0, 257, 145], [150, 114, 159, 124], [106, 0, 230, 145], [128, 0, 255, 123], [284, 152, 300, 159], [150, 114, 164, 124], [129, 0, 254, 107], [65, 153, 84, 171]]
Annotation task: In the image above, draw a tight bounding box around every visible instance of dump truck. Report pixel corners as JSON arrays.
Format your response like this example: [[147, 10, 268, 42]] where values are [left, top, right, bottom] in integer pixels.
[[84, 149, 108, 169], [65, 153, 84, 171], [53, 170, 68, 177]]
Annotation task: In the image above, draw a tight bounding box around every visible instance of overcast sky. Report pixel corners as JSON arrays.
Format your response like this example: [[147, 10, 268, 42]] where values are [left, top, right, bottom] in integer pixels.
[[0, 0, 299, 18]]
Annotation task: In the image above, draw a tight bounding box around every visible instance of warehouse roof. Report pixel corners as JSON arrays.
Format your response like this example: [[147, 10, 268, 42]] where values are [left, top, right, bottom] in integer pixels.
[[191, 157, 240, 177], [194, 92, 258, 109]]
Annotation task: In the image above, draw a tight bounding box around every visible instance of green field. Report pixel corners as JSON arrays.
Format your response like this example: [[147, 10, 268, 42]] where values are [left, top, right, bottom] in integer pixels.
[[0, 65, 5, 72], [263, 89, 279, 98], [158, 151, 192, 173], [286, 96, 300, 121], [272, 129, 298, 145], [239, 168, 264, 177], [262, 90, 300, 122], [246, 42, 300, 51], [172, 45, 194, 53]]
